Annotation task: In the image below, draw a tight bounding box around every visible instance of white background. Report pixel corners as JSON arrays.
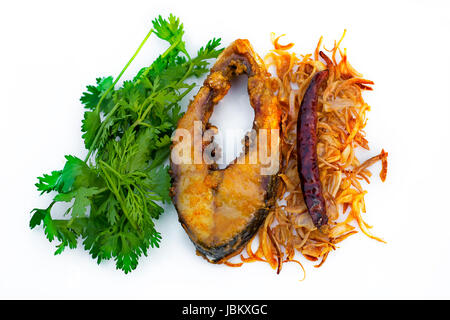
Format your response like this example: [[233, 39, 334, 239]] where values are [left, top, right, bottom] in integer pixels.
[[1, 0, 449, 299]]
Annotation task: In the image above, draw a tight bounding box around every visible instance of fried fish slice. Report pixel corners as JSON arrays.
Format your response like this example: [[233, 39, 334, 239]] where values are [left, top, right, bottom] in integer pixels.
[[170, 39, 281, 262]]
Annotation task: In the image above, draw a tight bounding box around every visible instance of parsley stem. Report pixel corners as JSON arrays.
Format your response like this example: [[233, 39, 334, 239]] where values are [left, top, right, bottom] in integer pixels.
[[137, 102, 155, 125], [99, 161, 138, 231], [85, 27, 155, 162], [178, 61, 195, 84], [175, 82, 196, 101], [95, 28, 154, 113], [137, 35, 183, 81], [99, 160, 123, 180], [85, 29, 183, 162]]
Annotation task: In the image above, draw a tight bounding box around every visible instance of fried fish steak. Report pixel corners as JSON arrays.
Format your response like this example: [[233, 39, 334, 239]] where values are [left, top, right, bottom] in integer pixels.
[[170, 39, 281, 262]]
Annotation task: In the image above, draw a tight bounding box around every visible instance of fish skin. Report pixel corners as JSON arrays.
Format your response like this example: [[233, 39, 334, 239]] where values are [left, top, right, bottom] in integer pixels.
[[170, 39, 281, 263]]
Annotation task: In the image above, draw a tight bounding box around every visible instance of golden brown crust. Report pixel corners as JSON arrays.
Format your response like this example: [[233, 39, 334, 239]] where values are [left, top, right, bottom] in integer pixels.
[[170, 39, 281, 262]]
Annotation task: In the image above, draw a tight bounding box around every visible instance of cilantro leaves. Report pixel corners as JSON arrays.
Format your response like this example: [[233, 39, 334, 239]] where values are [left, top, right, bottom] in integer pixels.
[[30, 14, 223, 273]]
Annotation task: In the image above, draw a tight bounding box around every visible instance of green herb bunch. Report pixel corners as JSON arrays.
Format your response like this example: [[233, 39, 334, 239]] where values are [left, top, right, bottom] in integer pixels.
[[30, 14, 223, 273]]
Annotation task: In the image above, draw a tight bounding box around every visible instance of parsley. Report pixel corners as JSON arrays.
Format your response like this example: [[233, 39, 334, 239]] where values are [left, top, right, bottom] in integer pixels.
[[30, 14, 223, 273]]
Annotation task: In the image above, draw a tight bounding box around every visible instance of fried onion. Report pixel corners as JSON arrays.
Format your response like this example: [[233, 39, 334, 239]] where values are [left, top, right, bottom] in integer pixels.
[[229, 31, 388, 277]]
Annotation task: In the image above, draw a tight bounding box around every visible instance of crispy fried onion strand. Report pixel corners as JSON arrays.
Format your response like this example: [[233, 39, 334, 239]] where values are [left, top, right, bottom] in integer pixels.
[[226, 31, 388, 278]]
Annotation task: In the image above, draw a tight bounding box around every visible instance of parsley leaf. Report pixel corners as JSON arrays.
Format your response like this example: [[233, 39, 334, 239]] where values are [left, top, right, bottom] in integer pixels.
[[81, 108, 101, 150], [35, 170, 62, 194], [54, 187, 101, 218], [152, 14, 187, 55], [80, 76, 114, 112], [143, 165, 172, 204]]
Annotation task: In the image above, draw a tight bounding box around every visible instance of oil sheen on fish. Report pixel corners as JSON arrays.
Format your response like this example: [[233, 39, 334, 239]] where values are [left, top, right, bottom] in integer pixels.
[[170, 39, 281, 263]]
